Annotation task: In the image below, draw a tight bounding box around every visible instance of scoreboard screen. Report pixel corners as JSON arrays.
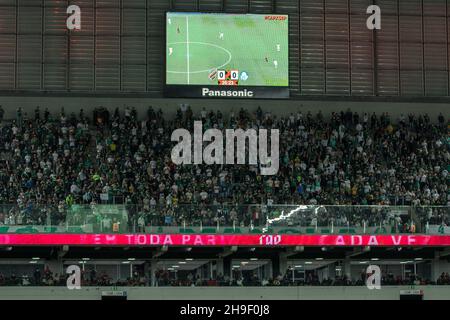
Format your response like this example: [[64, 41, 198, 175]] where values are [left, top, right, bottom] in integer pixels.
[[165, 12, 289, 99]]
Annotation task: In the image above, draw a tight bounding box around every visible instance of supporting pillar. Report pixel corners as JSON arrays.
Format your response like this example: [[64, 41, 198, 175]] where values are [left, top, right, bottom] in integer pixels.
[[217, 258, 224, 276], [150, 259, 157, 286], [279, 253, 288, 276], [328, 263, 336, 281], [431, 252, 441, 283], [223, 256, 231, 279], [143, 261, 150, 286], [272, 254, 281, 278], [344, 257, 352, 281], [264, 261, 273, 281]]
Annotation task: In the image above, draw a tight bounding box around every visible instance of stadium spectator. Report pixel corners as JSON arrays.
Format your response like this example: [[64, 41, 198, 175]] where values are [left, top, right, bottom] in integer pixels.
[[0, 107, 447, 230]]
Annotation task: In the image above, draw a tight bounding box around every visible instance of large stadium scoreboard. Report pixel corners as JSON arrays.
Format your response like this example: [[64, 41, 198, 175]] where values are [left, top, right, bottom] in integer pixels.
[[164, 12, 290, 99]]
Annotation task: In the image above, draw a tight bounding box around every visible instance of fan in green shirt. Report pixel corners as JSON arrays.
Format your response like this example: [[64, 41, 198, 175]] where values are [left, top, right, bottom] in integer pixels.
[[65, 194, 74, 207]]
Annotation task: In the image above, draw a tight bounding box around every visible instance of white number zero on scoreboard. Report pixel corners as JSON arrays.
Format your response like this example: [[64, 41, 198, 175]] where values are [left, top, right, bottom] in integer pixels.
[[218, 70, 226, 80], [231, 70, 239, 80]]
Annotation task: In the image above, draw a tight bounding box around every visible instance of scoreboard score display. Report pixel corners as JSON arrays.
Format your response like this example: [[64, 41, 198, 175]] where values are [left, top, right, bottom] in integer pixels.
[[217, 70, 239, 86], [165, 12, 290, 99]]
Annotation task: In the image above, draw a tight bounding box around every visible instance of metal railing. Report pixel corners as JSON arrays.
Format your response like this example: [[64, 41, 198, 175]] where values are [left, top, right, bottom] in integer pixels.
[[0, 204, 447, 235], [0, 203, 450, 234]]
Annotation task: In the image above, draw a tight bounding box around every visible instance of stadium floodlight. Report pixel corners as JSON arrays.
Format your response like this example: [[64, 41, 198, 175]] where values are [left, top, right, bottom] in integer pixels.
[[29, 261, 37, 264], [241, 261, 249, 265], [185, 258, 194, 261], [172, 265, 179, 268], [304, 261, 312, 265], [179, 261, 187, 264], [232, 265, 240, 268], [294, 265, 303, 268], [121, 261, 130, 264], [359, 261, 368, 264], [32, 257, 40, 260], [371, 258, 379, 261], [414, 258, 423, 261], [315, 258, 324, 261], [250, 258, 258, 261], [82, 258, 90, 261], [127, 258, 135, 261]]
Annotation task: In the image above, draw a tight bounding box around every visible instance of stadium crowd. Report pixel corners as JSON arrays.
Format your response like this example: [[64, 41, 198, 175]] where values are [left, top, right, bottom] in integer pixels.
[[0, 105, 447, 229], [0, 265, 441, 287]]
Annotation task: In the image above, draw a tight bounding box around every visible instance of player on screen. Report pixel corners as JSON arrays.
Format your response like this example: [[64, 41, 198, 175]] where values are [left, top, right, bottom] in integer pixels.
[[219, 32, 224, 40], [168, 18, 172, 25], [169, 47, 173, 56], [265, 56, 269, 63], [177, 26, 180, 34], [273, 60, 278, 69], [277, 44, 280, 52]]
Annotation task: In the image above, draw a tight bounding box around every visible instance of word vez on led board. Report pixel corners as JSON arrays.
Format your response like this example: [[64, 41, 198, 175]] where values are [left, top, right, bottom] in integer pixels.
[[65, 5, 382, 31]]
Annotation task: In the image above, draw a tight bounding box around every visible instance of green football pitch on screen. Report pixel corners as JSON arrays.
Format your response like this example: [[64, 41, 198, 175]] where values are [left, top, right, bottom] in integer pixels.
[[166, 12, 289, 87]]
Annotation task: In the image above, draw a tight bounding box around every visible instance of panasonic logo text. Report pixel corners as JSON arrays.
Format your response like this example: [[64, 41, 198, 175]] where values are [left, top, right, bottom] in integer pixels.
[[202, 88, 254, 98]]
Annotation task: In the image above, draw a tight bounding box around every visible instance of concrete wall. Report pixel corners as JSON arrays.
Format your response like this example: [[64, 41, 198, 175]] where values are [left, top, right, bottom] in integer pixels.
[[0, 286, 449, 300], [0, 96, 448, 119]]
